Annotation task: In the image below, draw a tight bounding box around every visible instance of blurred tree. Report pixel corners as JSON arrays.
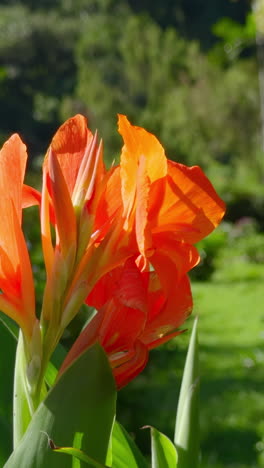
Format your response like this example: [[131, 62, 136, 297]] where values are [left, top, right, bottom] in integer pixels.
[[127, 0, 250, 49], [66, 9, 260, 170], [0, 0, 253, 161], [0, 4, 78, 157]]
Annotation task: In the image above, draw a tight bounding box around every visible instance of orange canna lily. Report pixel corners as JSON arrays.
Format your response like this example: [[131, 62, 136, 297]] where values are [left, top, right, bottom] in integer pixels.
[[0, 114, 225, 402], [0, 114, 224, 392], [0, 134, 36, 341], [58, 115, 225, 387]]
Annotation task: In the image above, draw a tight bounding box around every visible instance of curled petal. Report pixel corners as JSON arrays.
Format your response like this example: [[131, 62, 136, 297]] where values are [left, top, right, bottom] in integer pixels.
[[151, 235, 200, 284], [111, 341, 149, 389], [22, 185, 41, 208]]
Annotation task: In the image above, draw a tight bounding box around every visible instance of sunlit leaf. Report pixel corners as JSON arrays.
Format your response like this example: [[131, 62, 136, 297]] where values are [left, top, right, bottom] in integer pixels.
[[149, 426, 178, 468], [50, 432, 109, 467], [111, 421, 148, 468]]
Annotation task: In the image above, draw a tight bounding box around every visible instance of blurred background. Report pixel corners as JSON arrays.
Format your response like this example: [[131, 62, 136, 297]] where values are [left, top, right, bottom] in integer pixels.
[[0, 0, 264, 467]]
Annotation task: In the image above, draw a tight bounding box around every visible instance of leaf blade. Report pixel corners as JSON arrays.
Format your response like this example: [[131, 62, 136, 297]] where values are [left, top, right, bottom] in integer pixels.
[[174, 316, 199, 468], [5, 342, 116, 468], [111, 421, 148, 468]]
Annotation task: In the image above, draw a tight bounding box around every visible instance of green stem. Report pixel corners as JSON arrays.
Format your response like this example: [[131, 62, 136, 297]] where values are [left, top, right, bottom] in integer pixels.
[[13, 331, 33, 448]]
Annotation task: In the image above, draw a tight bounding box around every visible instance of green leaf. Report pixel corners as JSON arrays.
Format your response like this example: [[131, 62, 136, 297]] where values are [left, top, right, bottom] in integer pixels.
[[111, 421, 148, 468], [54, 446, 107, 467], [174, 316, 199, 468], [5, 342, 116, 468], [150, 427, 178, 468], [50, 432, 108, 467]]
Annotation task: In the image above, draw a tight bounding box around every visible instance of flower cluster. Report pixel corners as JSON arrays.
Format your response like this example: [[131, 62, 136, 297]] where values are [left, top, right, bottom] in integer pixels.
[[0, 115, 225, 392]]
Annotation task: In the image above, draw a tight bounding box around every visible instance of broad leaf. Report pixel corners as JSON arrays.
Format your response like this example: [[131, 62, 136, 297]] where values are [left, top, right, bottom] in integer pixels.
[[5, 342, 116, 468], [111, 421, 148, 468]]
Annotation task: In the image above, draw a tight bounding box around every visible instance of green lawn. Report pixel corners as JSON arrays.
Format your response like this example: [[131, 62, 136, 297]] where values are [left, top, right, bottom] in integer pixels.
[[118, 279, 264, 468], [194, 280, 264, 468]]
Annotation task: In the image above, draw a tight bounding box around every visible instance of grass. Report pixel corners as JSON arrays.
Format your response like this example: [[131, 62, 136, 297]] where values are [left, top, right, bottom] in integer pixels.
[[194, 280, 264, 468], [118, 278, 264, 468]]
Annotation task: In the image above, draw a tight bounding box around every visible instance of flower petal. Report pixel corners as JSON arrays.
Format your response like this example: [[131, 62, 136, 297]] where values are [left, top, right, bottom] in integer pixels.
[[118, 115, 167, 220], [140, 273, 192, 348], [0, 134, 27, 223], [0, 199, 35, 338], [99, 299, 145, 354], [152, 234, 200, 282], [50, 114, 93, 196], [148, 161, 226, 243], [22, 185, 41, 208], [47, 148, 77, 259], [112, 341, 149, 389]]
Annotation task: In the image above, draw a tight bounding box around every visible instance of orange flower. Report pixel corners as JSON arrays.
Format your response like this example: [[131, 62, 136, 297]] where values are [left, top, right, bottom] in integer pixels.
[[59, 115, 225, 387], [0, 134, 36, 341], [0, 115, 226, 395]]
